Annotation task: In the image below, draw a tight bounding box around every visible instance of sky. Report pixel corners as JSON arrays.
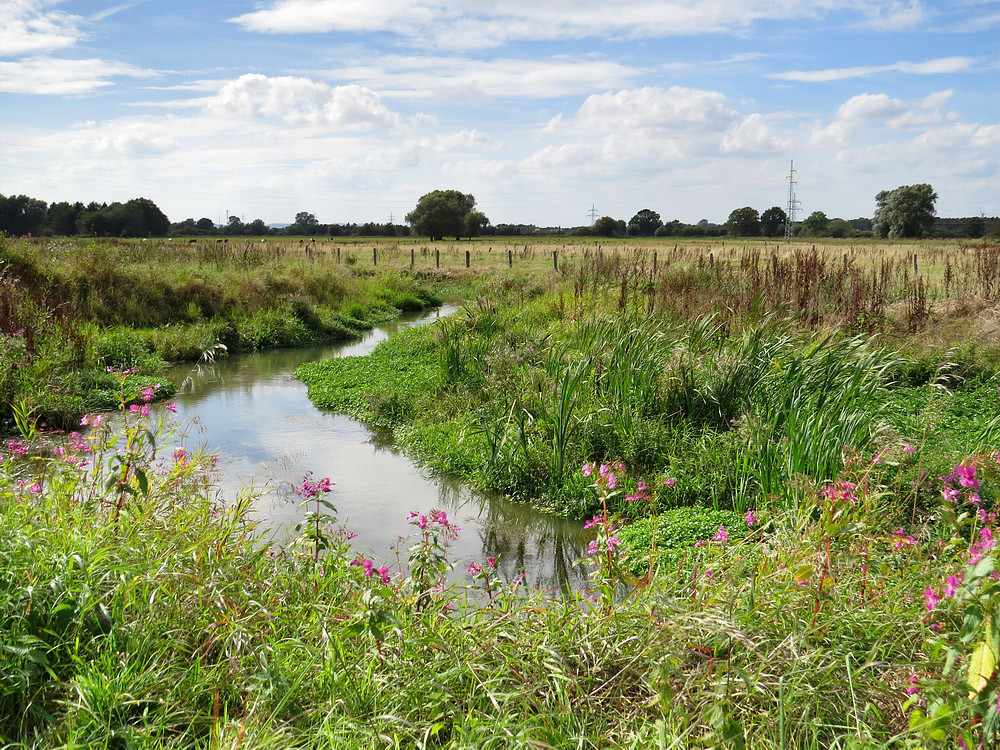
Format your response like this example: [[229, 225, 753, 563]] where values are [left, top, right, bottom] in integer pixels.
[[1, 0, 998, 228]]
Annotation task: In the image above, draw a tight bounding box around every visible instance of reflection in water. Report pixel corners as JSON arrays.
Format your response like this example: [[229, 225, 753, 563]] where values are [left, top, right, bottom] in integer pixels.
[[158, 306, 589, 590]]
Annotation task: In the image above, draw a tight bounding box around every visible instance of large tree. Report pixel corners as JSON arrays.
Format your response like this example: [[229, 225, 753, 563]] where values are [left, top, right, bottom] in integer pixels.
[[800, 211, 829, 237], [725, 207, 761, 237], [626, 208, 663, 237], [873, 184, 937, 239], [759, 206, 788, 237], [0, 194, 48, 236], [592, 216, 619, 237], [406, 190, 479, 241]]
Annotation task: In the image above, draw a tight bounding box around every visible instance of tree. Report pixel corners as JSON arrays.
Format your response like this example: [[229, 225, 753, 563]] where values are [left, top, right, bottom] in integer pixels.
[[963, 216, 986, 239], [222, 215, 245, 235], [463, 210, 489, 239], [827, 218, 853, 238], [295, 211, 319, 227], [800, 211, 829, 237], [47, 201, 82, 236], [405, 190, 478, 241], [760, 206, 788, 237], [196, 217, 215, 231], [725, 207, 761, 237], [0, 194, 48, 236], [626, 208, 663, 237], [873, 184, 937, 239], [247, 219, 268, 235], [593, 216, 619, 237]]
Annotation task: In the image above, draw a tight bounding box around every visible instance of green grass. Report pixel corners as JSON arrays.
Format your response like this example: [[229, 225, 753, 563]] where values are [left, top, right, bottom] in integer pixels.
[[2, 400, 997, 748]]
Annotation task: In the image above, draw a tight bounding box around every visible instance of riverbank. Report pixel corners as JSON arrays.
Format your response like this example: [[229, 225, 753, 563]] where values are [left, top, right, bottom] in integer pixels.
[[0, 236, 445, 431], [2, 395, 995, 748]]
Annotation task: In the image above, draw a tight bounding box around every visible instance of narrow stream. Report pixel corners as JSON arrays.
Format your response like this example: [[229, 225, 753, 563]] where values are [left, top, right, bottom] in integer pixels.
[[165, 306, 590, 591]]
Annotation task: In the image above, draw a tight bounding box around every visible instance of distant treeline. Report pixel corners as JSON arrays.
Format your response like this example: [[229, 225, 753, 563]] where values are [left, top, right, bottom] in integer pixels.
[[0, 192, 995, 240]]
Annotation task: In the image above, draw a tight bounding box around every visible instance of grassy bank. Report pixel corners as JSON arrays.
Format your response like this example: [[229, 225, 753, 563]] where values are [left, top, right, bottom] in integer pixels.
[[2, 393, 999, 748], [0, 236, 445, 431], [296, 246, 1000, 521]]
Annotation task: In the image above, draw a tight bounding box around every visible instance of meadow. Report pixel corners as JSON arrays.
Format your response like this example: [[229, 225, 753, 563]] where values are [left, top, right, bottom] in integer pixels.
[[3, 234, 1000, 748]]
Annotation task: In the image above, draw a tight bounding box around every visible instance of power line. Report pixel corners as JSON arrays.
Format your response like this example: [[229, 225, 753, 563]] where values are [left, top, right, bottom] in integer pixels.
[[587, 204, 599, 223]]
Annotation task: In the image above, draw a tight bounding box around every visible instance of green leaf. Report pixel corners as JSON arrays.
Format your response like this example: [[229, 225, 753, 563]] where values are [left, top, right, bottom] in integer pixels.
[[968, 636, 997, 696]]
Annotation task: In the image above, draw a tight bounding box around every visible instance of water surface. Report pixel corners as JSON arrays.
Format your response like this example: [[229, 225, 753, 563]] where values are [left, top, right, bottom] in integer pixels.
[[165, 307, 589, 591]]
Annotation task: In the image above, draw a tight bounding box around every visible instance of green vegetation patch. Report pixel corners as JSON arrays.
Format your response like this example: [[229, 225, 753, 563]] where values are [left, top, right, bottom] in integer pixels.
[[296, 325, 443, 430]]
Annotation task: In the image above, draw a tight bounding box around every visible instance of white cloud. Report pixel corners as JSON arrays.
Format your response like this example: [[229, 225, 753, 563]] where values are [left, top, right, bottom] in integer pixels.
[[854, 0, 925, 30], [555, 86, 740, 134], [323, 55, 641, 100], [68, 118, 179, 156], [771, 56, 976, 82], [230, 0, 923, 49], [204, 74, 402, 131], [0, 0, 84, 57], [809, 91, 953, 145], [722, 114, 788, 153], [0, 56, 157, 95]]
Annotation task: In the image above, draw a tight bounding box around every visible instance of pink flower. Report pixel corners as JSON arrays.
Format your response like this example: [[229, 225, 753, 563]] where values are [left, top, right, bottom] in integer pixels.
[[164, 402, 178, 414], [891, 527, 917, 550], [487, 556, 496, 568], [924, 587, 941, 611], [903, 443, 915, 453], [945, 574, 961, 598], [583, 515, 603, 530], [744, 509, 758, 527], [378, 566, 390, 585], [468, 562, 483, 575], [664, 477, 676, 488], [582, 463, 593, 477], [906, 674, 921, 695], [607, 473, 617, 490], [712, 525, 728, 544], [694, 540, 705, 547]]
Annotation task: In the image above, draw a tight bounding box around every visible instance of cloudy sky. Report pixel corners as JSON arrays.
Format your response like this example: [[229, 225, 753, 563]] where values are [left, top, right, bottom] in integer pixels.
[[1, 0, 997, 227]]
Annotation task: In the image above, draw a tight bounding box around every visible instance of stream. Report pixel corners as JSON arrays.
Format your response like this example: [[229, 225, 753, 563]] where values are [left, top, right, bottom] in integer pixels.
[[164, 305, 590, 591]]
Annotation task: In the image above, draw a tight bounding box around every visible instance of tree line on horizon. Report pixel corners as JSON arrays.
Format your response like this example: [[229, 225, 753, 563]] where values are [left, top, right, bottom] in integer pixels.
[[1, 186, 996, 241]]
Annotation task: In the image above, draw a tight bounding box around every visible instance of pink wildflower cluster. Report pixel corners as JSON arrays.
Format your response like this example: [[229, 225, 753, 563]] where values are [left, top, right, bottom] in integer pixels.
[[821, 480, 858, 504], [295, 473, 334, 499], [350, 556, 391, 584], [968, 527, 995, 565], [80, 414, 105, 428], [582, 461, 625, 491], [7, 439, 28, 457], [891, 527, 917, 550], [467, 557, 497, 576], [744, 509, 758, 527], [407, 509, 461, 539], [583, 515, 621, 556], [712, 525, 728, 544], [624, 481, 650, 503], [925, 573, 966, 612]]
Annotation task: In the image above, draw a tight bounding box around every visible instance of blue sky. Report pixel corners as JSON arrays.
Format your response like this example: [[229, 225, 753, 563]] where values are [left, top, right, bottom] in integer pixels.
[[1, 0, 997, 227]]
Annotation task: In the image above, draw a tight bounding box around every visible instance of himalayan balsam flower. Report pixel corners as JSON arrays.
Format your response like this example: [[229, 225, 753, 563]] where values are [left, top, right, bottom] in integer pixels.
[[944, 574, 962, 598], [924, 587, 941, 612], [712, 525, 728, 544], [744, 509, 758, 527], [582, 463, 593, 477], [906, 674, 921, 695], [664, 477, 677, 487], [969, 526, 996, 564], [891, 527, 917, 550]]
